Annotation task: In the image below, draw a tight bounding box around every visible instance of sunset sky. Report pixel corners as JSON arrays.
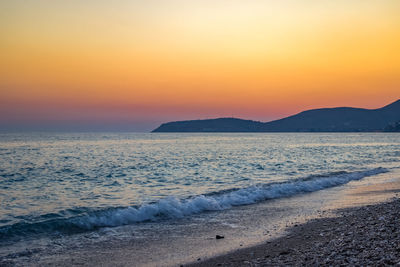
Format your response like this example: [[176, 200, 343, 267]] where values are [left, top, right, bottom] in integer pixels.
[[1, 0, 399, 131]]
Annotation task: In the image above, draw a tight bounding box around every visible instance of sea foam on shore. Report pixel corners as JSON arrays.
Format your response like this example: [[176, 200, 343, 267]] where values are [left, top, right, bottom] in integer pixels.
[[192, 197, 400, 266], [0, 168, 387, 242]]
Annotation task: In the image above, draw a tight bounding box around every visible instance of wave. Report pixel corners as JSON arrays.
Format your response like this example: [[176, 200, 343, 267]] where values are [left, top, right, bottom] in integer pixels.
[[0, 167, 388, 241]]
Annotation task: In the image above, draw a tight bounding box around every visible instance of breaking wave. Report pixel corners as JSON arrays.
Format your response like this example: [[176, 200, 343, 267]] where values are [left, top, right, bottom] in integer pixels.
[[0, 167, 388, 241]]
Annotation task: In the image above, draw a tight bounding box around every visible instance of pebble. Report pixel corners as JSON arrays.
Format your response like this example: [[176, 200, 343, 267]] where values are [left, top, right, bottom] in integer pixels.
[[249, 198, 400, 266]]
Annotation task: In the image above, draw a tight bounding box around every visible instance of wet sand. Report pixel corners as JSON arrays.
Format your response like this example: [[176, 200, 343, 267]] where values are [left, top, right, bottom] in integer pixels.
[[190, 195, 400, 266], [1, 175, 399, 266]]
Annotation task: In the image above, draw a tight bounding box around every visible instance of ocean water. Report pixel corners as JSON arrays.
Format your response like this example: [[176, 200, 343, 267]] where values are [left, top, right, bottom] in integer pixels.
[[0, 133, 399, 251]]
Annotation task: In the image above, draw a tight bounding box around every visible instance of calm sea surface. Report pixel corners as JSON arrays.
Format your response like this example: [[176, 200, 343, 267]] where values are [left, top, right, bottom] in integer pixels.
[[0, 133, 399, 244]]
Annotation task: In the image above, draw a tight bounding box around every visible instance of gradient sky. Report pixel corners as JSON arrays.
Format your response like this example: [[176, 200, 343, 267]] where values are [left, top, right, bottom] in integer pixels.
[[1, 0, 399, 131]]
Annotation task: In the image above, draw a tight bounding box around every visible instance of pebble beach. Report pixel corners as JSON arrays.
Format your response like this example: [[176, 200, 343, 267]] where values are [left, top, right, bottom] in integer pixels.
[[191, 197, 400, 266]]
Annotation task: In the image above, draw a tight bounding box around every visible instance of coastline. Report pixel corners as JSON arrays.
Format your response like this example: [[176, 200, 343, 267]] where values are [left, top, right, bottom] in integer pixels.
[[189, 196, 400, 266], [1, 170, 399, 266]]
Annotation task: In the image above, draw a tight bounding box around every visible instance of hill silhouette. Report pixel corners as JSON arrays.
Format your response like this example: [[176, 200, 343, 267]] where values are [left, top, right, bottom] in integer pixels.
[[384, 121, 400, 132], [152, 99, 400, 132]]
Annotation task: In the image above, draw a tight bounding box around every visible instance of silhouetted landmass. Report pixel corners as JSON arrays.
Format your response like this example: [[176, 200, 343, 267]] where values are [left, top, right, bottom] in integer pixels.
[[384, 121, 400, 132], [153, 118, 264, 132], [152, 99, 400, 132]]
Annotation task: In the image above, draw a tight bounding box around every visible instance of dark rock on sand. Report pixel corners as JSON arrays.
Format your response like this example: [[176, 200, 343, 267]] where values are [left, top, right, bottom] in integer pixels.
[[190, 198, 400, 266]]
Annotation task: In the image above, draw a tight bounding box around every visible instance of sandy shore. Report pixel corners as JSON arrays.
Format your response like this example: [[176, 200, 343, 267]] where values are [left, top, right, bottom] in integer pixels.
[[189, 196, 400, 266], [1, 176, 399, 266]]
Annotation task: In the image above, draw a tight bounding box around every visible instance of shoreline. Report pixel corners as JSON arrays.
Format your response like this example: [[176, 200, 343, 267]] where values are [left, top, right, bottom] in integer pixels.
[[189, 196, 400, 266], [1, 173, 399, 266]]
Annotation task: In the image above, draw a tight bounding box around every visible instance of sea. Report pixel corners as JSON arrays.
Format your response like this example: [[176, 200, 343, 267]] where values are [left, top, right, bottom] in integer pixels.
[[1, 133, 400, 265]]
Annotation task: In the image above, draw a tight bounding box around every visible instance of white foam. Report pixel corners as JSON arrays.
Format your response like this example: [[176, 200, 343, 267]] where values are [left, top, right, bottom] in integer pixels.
[[74, 168, 387, 229]]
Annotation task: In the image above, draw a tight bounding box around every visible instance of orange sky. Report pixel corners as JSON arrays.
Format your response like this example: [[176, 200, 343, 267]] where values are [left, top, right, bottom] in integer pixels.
[[1, 0, 399, 131]]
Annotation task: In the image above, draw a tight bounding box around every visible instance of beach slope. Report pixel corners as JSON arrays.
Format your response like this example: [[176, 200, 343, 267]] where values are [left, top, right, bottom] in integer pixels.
[[190, 197, 400, 266]]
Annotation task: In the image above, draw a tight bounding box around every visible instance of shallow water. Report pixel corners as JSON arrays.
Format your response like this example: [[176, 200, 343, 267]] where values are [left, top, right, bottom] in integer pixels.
[[0, 133, 400, 265]]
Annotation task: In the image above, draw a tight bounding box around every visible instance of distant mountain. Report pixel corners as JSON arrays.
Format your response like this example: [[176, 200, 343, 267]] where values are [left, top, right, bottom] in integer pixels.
[[152, 99, 400, 132], [384, 121, 400, 132], [153, 118, 264, 132]]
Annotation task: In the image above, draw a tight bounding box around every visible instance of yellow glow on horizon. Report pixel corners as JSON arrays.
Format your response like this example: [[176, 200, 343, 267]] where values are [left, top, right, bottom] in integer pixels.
[[1, 0, 399, 123]]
